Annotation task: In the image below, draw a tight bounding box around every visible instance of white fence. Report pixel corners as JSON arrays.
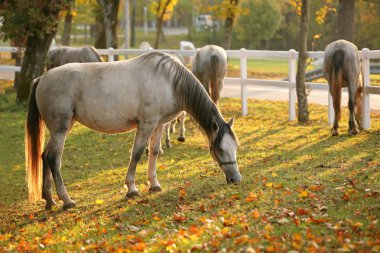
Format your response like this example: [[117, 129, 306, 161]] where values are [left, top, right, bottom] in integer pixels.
[[1, 46, 380, 130]]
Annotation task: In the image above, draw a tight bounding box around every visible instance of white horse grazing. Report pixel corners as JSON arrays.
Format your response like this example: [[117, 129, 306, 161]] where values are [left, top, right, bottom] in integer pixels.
[[46, 46, 104, 70], [192, 45, 227, 104], [323, 40, 363, 136], [25, 52, 241, 210]]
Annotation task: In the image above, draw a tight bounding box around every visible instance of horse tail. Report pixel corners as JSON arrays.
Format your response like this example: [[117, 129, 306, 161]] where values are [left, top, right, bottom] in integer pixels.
[[25, 77, 45, 201], [210, 53, 219, 103], [331, 49, 344, 120]]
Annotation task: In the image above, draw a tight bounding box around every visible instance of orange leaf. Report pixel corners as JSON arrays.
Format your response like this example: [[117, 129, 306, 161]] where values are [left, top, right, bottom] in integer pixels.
[[234, 235, 249, 245], [246, 192, 258, 202], [252, 208, 260, 219], [173, 213, 187, 222]]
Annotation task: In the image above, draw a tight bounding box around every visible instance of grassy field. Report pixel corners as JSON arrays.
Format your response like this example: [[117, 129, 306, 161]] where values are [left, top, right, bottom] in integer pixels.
[[0, 83, 379, 252]]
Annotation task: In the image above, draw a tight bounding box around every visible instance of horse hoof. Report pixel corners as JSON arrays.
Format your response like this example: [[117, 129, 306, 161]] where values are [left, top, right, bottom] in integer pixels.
[[126, 191, 140, 199], [45, 200, 57, 210], [149, 185, 162, 194], [159, 148, 164, 155], [331, 129, 339, 136], [177, 137, 185, 142], [349, 128, 359, 135], [169, 128, 175, 134], [63, 200, 76, 210]]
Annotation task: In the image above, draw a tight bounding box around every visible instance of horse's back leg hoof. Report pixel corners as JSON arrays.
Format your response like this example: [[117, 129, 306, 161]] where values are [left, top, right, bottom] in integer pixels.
[[126, 191, 140, 199], [177, 136, 185, 142], [149, 185, 162, 194], [331, 128, 339, 136], [63, 200, 76, 210], [349, 128, 359, 135]]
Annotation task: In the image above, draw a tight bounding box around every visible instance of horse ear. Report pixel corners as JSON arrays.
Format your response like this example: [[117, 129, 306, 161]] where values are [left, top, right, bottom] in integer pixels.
[[227, 116, 235, 127]]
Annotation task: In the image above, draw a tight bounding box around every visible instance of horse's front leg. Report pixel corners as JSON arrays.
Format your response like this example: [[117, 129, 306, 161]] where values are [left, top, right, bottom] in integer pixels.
[[148, 124, 165, 194], [177, 112, 186, 142], [125, 123, 156, 198]]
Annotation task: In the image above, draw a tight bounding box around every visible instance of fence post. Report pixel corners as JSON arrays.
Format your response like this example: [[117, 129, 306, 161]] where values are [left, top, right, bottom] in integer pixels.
[[240, 48, 248, 116], [288, 49, 296, 121], [328, 93, 334, 126], [362, 48, 370, 130], [108, 47, 114, 62]]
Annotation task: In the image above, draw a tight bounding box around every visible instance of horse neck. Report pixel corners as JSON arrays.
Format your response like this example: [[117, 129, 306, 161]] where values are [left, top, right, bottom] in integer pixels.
[[177, 76, 224, 139]]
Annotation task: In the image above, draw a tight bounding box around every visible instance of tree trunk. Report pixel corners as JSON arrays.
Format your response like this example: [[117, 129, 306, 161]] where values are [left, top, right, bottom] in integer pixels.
[[337, 0, 355, 42], [295, 0, 309, 122], [16, 32, 56, 102], [131, 0, 136, 47], [94, 8, 106, 49], [97, 0, 120, 49], [61, 6, 73, 46], [154, 0, 171, 49], [222, 0, 238, 50]]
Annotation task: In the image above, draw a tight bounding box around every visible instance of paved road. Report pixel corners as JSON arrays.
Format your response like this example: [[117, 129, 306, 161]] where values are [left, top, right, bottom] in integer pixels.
[[221, 83, 380, 112], [2, 70, 380, 112]]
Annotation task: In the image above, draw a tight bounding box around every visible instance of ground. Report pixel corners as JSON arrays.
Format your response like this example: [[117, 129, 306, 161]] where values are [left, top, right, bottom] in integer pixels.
[[0, 83, 379, 252]]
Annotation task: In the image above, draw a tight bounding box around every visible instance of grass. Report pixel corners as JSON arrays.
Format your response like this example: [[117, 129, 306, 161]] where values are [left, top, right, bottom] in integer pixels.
[[0, 83, 379, 252]]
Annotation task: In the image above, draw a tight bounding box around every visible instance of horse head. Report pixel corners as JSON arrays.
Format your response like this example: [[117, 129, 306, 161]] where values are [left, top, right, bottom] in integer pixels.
[[209, 116, 241, 184]]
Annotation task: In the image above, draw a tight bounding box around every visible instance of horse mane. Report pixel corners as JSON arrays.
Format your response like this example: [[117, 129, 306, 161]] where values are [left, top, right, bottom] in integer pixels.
[[138, 52, 237, 147], [87, 46, 104, 62]]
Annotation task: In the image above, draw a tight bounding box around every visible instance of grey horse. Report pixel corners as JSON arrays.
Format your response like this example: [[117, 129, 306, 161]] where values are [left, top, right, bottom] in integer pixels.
[[323, 39, 363, 136], [46, 46, 104, 70], [192, 45, 227, 104]]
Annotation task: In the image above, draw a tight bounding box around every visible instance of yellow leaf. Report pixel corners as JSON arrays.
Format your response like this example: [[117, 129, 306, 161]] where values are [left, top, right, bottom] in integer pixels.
[[95, 199, 104, 205], [298, 190, 308, 198]]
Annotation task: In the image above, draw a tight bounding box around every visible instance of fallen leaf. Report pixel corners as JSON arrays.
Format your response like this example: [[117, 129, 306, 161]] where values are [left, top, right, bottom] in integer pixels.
[[173, 213, 187, 222], [252, 208, 260, 219], [95, 199, 104, 205]]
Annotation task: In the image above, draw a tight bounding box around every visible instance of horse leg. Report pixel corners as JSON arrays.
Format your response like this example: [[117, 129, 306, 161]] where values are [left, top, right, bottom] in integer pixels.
[[330, 86, 341, 136], [46, 130, 76, 209], [348, 85, 359, 135], [165, 123, 172, 148], [125, 123, 156, 198], [42, 150, 56, 210], [148, 124, 165, 194], [169, 119, 176, 134], [177, 112, 186, 142]]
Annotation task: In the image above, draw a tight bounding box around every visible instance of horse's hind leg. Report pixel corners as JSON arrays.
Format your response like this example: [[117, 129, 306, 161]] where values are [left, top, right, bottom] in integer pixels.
[[148, 124, 165, 194], [164, 123, 172, 148], [330, 86, 341, 136], [177, 112, 186, 142], [42, 151, 56, 210], [46, 122, 76, 209], [348, 84, 359, 135]]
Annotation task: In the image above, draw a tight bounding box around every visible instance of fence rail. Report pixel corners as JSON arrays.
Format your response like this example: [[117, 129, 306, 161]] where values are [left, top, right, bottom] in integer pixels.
[[1, 46, 379, 129]]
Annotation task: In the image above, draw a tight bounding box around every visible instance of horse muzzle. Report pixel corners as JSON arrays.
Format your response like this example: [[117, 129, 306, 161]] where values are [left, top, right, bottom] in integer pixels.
[[226, 173, 242, 184]]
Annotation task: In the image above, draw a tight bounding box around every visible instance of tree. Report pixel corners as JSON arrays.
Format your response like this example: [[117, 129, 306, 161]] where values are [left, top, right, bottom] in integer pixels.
[[235, 0, 283, 49], [295, 0, 309, 122], [149, 0, 179, 49], [0, 0, 63, 102], [61, 0, 74, 45], [337, 0, 355, 42], [97, 0, 120, 49]]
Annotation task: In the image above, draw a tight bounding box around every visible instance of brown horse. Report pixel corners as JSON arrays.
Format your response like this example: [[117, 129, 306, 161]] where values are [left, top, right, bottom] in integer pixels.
[[323, 40, 363, 136]]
